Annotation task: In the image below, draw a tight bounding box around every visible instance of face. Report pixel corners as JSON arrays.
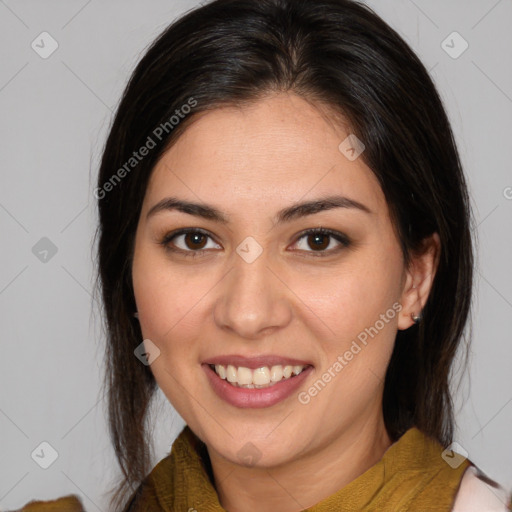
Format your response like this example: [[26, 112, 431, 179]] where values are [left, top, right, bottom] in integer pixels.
[[132, 92, 415, 469]]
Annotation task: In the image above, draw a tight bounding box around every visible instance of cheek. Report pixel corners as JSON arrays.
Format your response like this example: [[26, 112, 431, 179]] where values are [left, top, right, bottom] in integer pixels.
[[294, 248, 404, 408], [297, 252, 403, 338], [132, 241, 201, 339], [131, 247, 211, 417], [297, 262, 402, 404]]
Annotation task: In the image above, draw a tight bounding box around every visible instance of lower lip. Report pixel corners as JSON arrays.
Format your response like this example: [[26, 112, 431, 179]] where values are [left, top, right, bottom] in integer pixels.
[[203, 364, 313, 408]]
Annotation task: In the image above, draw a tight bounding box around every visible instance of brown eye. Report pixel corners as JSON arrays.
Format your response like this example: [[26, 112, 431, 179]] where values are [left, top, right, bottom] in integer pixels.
[[183, 232, 208, 250], [293, 228, 351, 256], [307, 233, 330, 251], [160, 228, 221, 257]]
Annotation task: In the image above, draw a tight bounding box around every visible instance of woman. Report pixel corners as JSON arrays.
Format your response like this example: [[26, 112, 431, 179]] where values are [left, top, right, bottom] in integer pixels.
[[17, 0, 511, 510]]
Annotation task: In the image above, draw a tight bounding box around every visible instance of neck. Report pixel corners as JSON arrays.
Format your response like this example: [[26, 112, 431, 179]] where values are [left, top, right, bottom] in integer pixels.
[[207, 414, 392, 512]]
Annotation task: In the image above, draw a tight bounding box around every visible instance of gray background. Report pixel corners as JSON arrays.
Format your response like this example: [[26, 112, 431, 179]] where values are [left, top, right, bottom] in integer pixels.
[[0, 0, 511, 510]]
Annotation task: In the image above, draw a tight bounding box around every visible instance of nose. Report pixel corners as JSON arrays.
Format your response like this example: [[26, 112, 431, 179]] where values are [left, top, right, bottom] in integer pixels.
[[213, 249, 292, 339]]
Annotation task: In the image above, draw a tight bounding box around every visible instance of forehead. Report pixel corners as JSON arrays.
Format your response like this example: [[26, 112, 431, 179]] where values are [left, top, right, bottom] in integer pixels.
[[143, 93, 386, 216]]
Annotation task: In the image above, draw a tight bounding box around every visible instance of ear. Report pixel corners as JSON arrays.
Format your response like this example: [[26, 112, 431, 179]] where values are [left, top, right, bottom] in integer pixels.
[[397, 233, 441, 330]]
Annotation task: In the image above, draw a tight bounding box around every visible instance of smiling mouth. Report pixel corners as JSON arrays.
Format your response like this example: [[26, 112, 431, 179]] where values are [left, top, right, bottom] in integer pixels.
[[209, 363, 311, 389]]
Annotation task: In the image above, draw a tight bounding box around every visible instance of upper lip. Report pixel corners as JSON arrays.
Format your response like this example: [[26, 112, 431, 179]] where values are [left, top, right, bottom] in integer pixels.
[[203, 354, 313, 370]]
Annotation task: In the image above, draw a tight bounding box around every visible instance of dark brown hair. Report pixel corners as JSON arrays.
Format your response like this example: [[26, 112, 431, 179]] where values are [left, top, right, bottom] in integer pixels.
[[95, 0, 473, 509]]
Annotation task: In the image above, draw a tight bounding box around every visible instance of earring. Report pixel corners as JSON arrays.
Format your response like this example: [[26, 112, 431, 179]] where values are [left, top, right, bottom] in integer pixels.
[[411, 312, 422, 324], [133, 312, 139, 319]]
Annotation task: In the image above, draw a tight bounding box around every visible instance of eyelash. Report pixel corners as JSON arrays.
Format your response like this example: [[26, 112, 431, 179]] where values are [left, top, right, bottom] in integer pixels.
[[159, 227, 351, 259]]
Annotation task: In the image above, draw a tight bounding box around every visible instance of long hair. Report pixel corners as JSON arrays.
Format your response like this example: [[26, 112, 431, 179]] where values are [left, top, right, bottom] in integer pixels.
[[95, 0, 473, 509]]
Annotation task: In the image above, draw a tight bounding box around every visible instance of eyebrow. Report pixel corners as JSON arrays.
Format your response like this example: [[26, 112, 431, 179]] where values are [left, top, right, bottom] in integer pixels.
[[146, 195, 372, 225]]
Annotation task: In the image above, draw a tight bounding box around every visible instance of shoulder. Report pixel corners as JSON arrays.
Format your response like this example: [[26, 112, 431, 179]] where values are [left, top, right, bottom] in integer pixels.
[[452, 465, 512, 512]]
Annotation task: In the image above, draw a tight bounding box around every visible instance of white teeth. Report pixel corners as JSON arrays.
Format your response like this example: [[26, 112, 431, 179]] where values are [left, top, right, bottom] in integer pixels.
[[226, 364, 237, 383], [270, 365, 283, 382], [211, 363, 307, 388], [215, 364, 226, 379], [253, 367, 270, 386], [293, 365, 303, 375], [237, 366, 253, 385]]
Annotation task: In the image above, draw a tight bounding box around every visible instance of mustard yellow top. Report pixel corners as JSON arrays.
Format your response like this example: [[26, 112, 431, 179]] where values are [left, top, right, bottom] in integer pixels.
[[18, 426, 473, 511]]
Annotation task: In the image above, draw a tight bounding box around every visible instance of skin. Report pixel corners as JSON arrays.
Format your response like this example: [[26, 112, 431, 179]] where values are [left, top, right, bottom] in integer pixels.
[[131, 92, 439, 512]]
